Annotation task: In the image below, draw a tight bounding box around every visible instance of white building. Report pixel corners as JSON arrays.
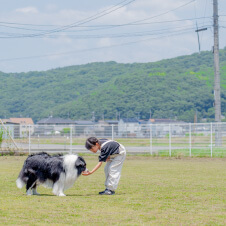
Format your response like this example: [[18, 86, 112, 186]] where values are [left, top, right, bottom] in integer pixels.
[[118, 118, 141, 137], [9, 118, 34, 138]]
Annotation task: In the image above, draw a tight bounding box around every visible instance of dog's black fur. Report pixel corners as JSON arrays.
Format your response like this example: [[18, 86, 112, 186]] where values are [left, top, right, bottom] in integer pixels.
[[16, 152, 86, 196]]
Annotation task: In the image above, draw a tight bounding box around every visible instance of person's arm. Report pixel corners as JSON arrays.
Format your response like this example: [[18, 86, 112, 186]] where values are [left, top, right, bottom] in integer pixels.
[[82, 162, 102, 176]]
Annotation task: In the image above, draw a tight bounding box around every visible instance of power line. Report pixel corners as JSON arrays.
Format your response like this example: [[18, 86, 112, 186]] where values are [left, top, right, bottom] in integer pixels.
[[0, 16, 211, 28], [0, 24, 48, 32], [24, 25, 213, 40], [0, 0, 196, 39], [0, 23, 212, 39], [0, 0, 135, 38], [128, 0, 196, 25], [0, 21, 56, 27], [0, 16, 212, 28], [200, 0, 208, 43], [5, 0, 136, 38], [0, 0, 215, 66], [0, 29, 197, 62], [0, 17, 213, 40]]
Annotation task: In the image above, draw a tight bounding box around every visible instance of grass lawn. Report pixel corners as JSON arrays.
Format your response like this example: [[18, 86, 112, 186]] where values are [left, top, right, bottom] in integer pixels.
[[0, 155, 225, 225]]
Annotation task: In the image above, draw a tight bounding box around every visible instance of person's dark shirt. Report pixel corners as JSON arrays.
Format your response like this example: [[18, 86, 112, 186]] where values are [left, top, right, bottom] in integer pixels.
[[98, 139, 120, 162]]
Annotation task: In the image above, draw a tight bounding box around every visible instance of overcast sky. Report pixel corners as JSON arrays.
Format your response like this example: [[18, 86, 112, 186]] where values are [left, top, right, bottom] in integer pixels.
[[0, 0, 226, 73]]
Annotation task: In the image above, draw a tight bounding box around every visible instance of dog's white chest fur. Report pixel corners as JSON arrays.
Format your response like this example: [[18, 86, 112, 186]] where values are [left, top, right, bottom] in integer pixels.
[[63, 155, 79, 190]]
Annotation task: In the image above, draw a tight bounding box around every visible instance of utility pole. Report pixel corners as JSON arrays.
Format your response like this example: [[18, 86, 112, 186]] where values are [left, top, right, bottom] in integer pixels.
[[213, 0, 222, 146]]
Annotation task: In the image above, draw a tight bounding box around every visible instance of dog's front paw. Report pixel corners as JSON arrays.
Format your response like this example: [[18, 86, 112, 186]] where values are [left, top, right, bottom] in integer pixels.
[[26, 189, 33, 196], [32, 190, 40, 195], [58, 193, 66, 197]]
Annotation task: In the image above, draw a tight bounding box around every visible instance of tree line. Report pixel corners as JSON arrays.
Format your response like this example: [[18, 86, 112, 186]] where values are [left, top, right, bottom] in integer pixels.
[[0, 47, 226, 123]]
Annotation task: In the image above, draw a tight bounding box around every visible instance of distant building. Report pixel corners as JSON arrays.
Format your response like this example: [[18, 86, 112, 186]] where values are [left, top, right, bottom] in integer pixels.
[[118, 118, 141, 137], [37, 117, 75, 125], [74, 120, 96, 136], [139, 120, 151, 138], [9, 118, 34, 138], [74, 120, 95, 126], [150, 119, 184, 124], [118, 118, 187, 138], [104, 120, 119, 125], [94, 120, 119, 137], [150, 118, 186, 137], [36, 117, 75, 135], [0, 119, 20, 139], [104, 120, 119, 137]]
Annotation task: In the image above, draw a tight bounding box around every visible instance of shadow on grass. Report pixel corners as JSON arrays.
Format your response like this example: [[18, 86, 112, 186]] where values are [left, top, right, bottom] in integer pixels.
[[24, 192, 126, 197], [59, 192, 126, 197]]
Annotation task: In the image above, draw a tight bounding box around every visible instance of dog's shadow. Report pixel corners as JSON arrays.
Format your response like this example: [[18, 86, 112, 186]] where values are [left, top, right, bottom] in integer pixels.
[[30, 193, 126, 197]]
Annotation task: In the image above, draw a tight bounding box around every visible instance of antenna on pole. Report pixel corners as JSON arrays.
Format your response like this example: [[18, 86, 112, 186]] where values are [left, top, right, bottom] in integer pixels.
[[195, 23, 207, 53]]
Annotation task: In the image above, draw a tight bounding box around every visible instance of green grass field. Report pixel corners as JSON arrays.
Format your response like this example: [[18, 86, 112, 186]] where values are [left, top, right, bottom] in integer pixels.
[[0, 155, 225, 225]]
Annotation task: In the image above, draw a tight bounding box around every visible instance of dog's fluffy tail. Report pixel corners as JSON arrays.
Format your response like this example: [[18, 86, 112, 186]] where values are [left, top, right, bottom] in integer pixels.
[[16, 177, 25, 189], [16, 165, 28, 189]]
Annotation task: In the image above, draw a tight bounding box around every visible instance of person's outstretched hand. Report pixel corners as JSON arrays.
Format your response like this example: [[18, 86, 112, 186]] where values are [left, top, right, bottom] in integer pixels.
[[82, 170, 92, 176]]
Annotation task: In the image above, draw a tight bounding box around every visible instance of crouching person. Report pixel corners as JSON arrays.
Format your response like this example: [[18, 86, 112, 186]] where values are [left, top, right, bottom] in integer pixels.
[[82, 137, 126, 195]]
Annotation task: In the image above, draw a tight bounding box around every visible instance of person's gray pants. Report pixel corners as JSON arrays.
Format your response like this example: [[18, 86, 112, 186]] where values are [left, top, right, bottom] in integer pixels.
[[104, 145, 126, 191]]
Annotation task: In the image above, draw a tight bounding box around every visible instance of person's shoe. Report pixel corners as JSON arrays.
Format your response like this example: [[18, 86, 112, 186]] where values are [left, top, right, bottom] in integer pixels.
[[99, 189, 107, 195], [99, 189, 115, 195]]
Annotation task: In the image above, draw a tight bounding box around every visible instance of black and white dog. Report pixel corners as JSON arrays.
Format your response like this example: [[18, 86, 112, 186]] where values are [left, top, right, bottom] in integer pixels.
[[16, 152, 86, 196]]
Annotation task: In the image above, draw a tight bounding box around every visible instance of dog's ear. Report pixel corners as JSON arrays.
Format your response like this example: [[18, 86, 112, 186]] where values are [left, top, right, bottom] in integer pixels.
[[75, 157, 86, 167]]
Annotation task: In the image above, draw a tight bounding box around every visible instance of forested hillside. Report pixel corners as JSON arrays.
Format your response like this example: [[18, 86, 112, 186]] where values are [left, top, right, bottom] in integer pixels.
[[0, 48, 226, 122]]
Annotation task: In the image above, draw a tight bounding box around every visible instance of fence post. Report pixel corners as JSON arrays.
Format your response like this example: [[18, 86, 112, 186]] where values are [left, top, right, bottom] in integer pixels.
[[210, 122, 213, 157], [37, 134, 39, 150], [150, 124, 152, 155], [169, 124, 171, 157], [112, 125, 114, 140], [70, 125, 72, 154], [29, 124, 31, 155], [189, 123, 191, 157]]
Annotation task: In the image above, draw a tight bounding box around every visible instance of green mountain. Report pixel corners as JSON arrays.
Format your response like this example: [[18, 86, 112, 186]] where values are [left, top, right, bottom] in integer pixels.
[[0, 48, 226, 123]]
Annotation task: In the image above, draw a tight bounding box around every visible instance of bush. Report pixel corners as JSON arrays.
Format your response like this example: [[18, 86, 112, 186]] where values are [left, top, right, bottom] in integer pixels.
[[0, 129, 3, 148], [62, 128, 70, 134]]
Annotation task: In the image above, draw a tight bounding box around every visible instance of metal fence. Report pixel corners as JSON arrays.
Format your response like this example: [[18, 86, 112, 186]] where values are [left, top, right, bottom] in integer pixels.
[[0, 122, 226, 157]]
